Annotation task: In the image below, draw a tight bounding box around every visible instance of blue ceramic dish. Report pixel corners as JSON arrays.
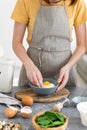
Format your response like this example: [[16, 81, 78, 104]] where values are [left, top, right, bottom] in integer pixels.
[[28, 78, 59, 96]]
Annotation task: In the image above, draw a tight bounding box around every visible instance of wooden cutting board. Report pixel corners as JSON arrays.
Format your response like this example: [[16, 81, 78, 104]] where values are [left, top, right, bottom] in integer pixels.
[[15, 88, 70, 102]]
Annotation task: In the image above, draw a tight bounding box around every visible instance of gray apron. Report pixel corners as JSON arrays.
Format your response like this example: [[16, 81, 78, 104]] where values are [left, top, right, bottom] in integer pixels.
[[19, 1, 76, 86]]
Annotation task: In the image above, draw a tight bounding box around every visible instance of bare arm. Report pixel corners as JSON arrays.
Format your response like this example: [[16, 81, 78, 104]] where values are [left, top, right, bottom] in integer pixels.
[[57, 23, 86, 91], [66, 23, 86, 68], [12, 22, 32, 65], [86, 22, 87, 53], [12, 22, 43, 87]]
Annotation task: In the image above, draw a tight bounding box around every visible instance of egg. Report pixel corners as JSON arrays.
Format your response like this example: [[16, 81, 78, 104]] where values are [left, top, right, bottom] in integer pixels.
[[52, 103, 63, 112], [0, 121, 6, 126], [8, 121, 15, 128], [14, 123, 22, 130], [0, 124, 3, 130], [21, 106, 32, 118], [43, 81, 55, 88], [5, 107, 18, 118], [22, 96, 33, 106], [3, 125, 11, 130]]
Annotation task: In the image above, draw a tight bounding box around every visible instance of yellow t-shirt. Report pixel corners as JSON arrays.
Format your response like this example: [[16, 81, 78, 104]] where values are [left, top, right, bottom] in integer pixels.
[[11, 0, 87, 43]]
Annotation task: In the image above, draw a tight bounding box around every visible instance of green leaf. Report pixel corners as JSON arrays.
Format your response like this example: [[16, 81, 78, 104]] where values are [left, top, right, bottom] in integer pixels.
[[38, 119, 51, 126], [36, 115, 47, 122], [40, 121, 64, 128], [35, 111, 66, 128], [52, 121, 64, 126], [44, 111, 58, 121], [55, 112, 65, 122]]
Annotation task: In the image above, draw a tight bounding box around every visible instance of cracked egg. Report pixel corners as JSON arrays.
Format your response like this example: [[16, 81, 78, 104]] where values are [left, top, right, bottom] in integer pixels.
[[43, 81, 55, 88], [21, 106, 32, 118], [5, 107, 18, 118]]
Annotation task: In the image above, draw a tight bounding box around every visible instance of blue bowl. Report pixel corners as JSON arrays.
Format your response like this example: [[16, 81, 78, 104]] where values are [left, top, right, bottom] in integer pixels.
[[28, 78, 59, 96]]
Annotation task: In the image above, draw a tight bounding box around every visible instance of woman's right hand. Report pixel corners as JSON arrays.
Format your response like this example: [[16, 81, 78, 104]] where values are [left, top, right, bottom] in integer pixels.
[[12, 22, 43, 87], [24, 61, 43, 87]]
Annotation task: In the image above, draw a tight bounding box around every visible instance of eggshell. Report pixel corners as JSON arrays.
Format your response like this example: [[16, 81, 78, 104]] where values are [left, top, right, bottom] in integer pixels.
[[52, 103, 63, 112], [21, 106, 32, 118], [5, 107, 18, 118]]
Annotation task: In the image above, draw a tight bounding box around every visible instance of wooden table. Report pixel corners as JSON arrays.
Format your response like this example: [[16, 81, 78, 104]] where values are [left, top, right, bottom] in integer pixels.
[[0, 85, 87, 130]]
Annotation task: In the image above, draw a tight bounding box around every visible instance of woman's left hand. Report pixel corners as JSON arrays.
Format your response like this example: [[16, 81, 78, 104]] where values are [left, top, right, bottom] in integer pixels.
[[56, 65, 70, 92]]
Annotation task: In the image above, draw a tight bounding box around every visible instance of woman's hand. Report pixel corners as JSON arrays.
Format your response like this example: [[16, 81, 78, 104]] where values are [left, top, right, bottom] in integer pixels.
[[56, 65, 70, 92], [12, 22, 43, 87], [56, 23, 86, 92], [25, 61, 43, 87]]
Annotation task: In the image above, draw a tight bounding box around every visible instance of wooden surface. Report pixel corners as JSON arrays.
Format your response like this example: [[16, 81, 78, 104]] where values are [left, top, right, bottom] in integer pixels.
[[15, 88, 70, 102]]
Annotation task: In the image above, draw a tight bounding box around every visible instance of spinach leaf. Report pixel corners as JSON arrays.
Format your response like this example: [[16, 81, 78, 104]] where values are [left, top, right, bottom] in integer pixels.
[[44, 111, 58, 121], [55, 112, 65, 122], [45, 111, 65, 122], [52, 121, 64, 126], [36, 115, 47, 122], [38, 119, 51, 126], [35, 111, 66, 128], [41, 121, 64, 128]]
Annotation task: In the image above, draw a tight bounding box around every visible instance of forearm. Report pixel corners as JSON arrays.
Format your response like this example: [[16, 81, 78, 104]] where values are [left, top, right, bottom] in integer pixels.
[[12, 22, 34, 68], [86, 24, 87, 53], [66, 23, 86, 70], [12, 42, 34, 68], [66, 44, 86, 69], [12, 22, 43, 86]]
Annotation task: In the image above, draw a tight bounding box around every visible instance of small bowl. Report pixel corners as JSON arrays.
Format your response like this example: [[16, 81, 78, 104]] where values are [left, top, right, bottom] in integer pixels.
[[28, 78, 59, 96], [32, 111, 68, 130], [72, 96, 87, 105]]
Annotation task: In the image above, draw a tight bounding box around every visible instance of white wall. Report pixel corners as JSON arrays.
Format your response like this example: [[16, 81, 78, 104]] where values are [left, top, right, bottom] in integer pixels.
[[0, 0, 28, 66], [0, 0, 87, 67]]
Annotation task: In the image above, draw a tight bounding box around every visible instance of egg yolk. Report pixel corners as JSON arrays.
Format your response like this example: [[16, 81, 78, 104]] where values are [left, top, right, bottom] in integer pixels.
[[43, 81, 51, 87]]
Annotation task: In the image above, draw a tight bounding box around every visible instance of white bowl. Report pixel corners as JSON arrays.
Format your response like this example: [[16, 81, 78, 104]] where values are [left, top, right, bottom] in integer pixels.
[[77, 102, 87, 127]]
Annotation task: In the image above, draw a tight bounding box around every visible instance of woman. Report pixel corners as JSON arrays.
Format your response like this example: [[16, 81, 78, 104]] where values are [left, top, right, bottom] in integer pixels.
[[11, 0, 87, 91]]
